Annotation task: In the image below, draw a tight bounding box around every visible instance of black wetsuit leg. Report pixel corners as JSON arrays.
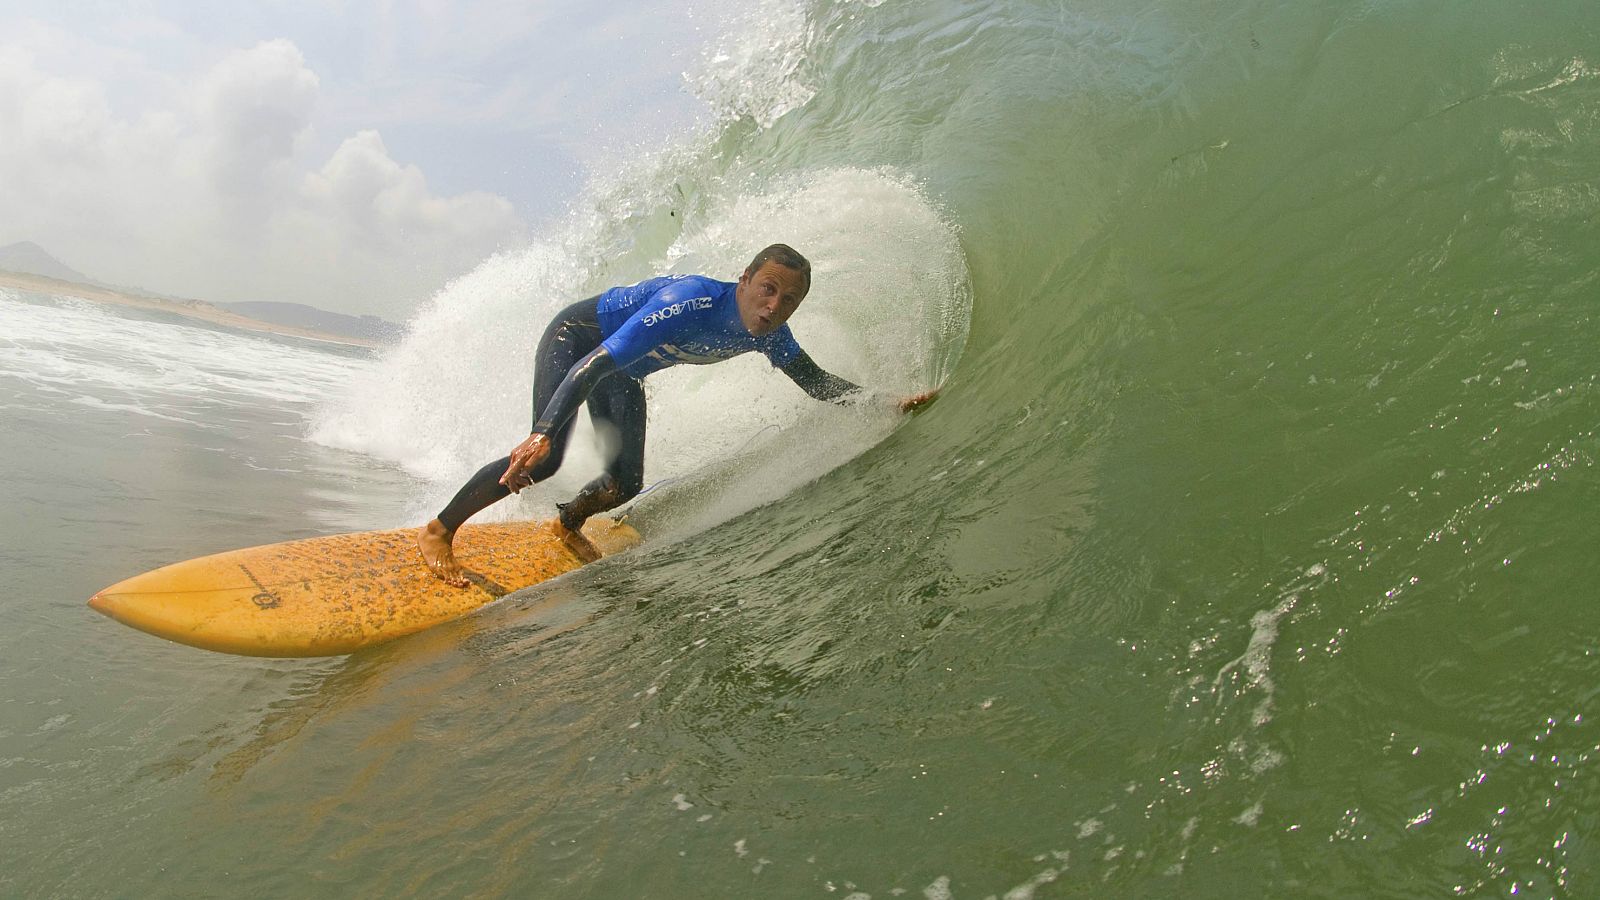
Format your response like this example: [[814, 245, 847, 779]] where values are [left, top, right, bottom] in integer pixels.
[[435, 298, 603, 531], [557, 371, 647, 530], [590, 374, 647, 500]]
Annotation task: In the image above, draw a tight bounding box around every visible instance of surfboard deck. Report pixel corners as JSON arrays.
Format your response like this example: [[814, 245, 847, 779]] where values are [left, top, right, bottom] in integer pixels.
[[88, 518, 640, 658]]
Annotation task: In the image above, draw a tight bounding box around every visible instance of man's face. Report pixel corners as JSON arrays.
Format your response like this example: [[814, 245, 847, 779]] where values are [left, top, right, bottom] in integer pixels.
[[735, 260, 808, 336]]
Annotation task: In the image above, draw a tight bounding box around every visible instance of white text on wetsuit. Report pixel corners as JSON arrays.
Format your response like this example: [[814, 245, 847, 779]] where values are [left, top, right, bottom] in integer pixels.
[[641, 296, 713, 326]]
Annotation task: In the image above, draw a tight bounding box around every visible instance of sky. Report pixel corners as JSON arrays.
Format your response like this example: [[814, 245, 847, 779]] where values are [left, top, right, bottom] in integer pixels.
[[0, 0, 723, 317]]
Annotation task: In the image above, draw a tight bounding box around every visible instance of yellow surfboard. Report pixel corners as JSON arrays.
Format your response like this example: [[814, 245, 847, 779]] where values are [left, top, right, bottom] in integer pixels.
[[88, 519, 639, 658]]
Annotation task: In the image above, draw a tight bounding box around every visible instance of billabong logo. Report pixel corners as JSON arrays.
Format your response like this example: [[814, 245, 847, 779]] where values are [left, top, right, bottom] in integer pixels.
[[642, 296, 713, 326]]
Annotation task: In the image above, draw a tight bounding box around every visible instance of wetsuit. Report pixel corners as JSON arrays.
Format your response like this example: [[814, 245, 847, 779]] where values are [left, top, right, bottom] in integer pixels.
[[435, 275, 861, 532]]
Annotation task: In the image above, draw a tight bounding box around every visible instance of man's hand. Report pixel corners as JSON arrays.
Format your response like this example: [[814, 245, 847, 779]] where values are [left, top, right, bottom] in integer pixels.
[[500, 433, 552, 493], [899, 388, 941, 414]]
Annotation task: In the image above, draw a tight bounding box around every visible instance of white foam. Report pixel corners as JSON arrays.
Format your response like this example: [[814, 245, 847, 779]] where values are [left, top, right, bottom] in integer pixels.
[[0, 291, 368, 424], [1214, 562, 1332, 730], [1003, 866, 1063, 899], [685, 0, 819, 127]]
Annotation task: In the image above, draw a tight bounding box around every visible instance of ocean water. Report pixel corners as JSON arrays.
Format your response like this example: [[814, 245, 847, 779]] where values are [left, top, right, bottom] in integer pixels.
[[4, 0, 1600, 896]]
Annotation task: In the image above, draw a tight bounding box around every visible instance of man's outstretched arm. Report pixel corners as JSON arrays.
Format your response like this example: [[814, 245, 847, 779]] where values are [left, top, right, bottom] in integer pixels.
[[779, 350, 863, 403], [780, 350, 941, 413]]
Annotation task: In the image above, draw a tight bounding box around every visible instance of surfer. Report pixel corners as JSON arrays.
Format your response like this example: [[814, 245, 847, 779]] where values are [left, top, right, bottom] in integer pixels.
[[417, 244, 938, 585]]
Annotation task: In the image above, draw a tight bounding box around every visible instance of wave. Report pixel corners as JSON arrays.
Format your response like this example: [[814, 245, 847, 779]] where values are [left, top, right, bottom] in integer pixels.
[[309, 3, 973, 525], [0, 289, 366, 418], [262, 0, 1600, 896]]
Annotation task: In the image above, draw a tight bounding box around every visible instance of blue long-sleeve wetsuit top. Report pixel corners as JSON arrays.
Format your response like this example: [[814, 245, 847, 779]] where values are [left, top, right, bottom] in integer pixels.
[[596, 274, 803, 379], [530, 274, 857, 437]]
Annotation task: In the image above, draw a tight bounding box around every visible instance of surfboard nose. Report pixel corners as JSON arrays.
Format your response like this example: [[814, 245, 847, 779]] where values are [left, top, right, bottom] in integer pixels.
[[87, 591, 113, 616]]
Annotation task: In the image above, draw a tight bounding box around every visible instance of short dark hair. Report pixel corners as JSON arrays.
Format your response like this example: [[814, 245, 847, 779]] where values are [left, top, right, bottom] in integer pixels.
[[744, 243, 811, 290]]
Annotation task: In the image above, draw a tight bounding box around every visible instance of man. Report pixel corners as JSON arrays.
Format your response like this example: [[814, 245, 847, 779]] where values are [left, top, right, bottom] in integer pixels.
[[417, 243, 938, 585]]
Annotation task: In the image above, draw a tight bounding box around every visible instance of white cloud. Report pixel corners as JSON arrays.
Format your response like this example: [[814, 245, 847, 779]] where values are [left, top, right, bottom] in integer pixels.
[[0, 36, 526, 316], [193, 38, 319, 196], [308, 130, 518, 245], [273, 129, 523, 308], [0, 1, 729, 316]]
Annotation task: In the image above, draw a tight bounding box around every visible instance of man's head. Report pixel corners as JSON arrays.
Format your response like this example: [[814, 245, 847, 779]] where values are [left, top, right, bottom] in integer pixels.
[[735, 243, 811, 337]]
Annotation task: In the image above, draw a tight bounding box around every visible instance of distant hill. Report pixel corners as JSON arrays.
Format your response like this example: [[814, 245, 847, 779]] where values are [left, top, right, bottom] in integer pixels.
[[0, 240, 405, 345], [0, 241, 89, 283], [217, 301, 406, 345]]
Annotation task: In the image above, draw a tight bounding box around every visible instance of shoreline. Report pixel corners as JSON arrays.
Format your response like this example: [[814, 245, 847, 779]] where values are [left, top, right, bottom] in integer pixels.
[[0, 270, 382, 349]]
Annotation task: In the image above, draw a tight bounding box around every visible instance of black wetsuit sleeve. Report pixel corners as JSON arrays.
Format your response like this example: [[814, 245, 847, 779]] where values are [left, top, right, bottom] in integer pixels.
[[533, 346, 618, 435], [780, 350, 863, 403]]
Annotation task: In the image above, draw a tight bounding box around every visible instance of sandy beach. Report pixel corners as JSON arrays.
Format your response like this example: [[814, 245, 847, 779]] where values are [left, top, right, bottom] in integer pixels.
[[0, 269, 380, 348]]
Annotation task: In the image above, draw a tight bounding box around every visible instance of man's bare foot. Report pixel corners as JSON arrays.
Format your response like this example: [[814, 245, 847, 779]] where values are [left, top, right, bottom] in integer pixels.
[[417, 519, 469, 587], [555, 520, 602, 564]]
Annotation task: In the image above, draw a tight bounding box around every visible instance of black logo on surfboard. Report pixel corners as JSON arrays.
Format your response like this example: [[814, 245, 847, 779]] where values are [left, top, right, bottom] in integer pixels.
[[239, 565, 281, 609]]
